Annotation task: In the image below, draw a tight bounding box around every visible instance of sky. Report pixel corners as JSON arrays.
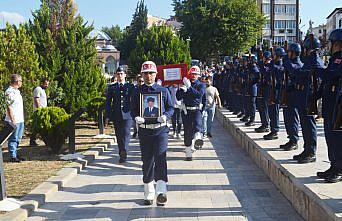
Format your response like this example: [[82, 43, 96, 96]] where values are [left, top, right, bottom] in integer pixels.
[[0, 0, 341, 31]]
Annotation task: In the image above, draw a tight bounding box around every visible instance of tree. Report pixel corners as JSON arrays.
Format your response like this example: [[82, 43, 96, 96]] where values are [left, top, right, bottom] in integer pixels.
[[121, 0, 148, 62], [27, 0, 106, 113], [0, 24, 45, 120], [129, 25, 191, 76], [102, 25, 123, 47], [173, 0, 265, 61]]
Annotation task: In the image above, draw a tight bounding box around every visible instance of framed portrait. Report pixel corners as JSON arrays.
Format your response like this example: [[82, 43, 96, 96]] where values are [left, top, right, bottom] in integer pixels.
[[140, 92, 162, 123]]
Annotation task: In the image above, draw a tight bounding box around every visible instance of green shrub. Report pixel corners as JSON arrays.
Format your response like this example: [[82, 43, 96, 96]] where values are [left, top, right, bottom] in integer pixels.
[[86, 96, 106, 121], [31, 107, 70, 153]]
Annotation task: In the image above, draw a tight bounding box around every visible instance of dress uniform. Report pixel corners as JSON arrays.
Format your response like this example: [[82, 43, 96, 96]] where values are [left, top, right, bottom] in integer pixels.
[[105, 67, 135, 163], [264, 47, 286, 140], [291, 37, 324, 164], [280, 43, 301, 151], [244, 57, 260, 126], [132, 61, 174, 206], [256, 51, 272, 132], [176, 66, 206, 161], [316, 29, 342, 183], [239, 59, 249, 121]]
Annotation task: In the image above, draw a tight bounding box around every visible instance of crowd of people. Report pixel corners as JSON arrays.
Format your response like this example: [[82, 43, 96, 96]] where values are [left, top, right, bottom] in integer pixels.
[[105, 28, 341, 207], [3, 75, 49, 163]]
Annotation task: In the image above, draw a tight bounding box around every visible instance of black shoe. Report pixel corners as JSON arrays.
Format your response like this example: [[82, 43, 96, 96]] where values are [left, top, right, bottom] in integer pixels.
[[185, 157, 193, 161], [282, 141, 298, 151], [263, 132, 278, 140], [317, 165, 336, 179], [119, 158, 126, 163], [207, 133, 212, 138], [17, 155, 26, 161], [255, 126, 269, 133], [194, 139, 203, 150], [156, 193, 167, 206], [237, 113, 244, 118], [245, 121, 255, 127], [297, 152, 316, 164], [240, 116, 249, 122], [132, 132, 137, 138], [325, 170, 342, 183], [144, 200, 153, 205], [232, 111, 239, 115], [9, 157, 21, 163], [30, 140, 39, 146]]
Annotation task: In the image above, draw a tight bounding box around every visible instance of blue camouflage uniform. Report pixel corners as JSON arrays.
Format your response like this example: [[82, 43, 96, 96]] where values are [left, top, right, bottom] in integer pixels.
[[106, 82, 135, 161], [245, 63, 260, 123], [268, 59, 285, 133], [294, 53, 325, 154], [319, 51, 342, 170], [176, 79, 206, 147], [132, 83, 174, 184], [283, 57, 302, 145], [257, 61, 271, 127]]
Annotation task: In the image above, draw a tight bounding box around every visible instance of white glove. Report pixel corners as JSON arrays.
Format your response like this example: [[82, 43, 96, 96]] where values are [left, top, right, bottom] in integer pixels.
[[179, 85, 187, 92], [157, 115, 167, 123], [156, 79, 162, 86], [183, 77, 191, 89], [135, 117, 145, 125]]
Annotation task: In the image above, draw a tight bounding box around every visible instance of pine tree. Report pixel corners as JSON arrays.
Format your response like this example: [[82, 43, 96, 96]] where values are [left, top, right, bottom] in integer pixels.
[[121, 0, 148, 62], [129, 25, 191, 76], [27, 0, 106, 113], [0, 24, 45, 120]]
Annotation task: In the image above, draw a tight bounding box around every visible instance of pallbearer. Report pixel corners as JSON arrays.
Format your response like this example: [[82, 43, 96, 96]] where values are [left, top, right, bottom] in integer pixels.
[[132, 61, 174, 205], [317, 29, 342, 183], [105, 67, 135, 163], [176, 66, 206, 161]]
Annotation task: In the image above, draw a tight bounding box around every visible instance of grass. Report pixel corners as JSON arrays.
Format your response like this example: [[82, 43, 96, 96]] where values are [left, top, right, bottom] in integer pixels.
[[2, 120, 113, 199]]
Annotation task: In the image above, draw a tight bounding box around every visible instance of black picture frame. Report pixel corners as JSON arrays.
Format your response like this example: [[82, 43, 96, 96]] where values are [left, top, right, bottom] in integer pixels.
[[140, 92, 162, 124]]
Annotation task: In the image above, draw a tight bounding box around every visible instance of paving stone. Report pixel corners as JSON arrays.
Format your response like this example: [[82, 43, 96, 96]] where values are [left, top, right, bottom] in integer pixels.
[[27, 120, 302, 221]]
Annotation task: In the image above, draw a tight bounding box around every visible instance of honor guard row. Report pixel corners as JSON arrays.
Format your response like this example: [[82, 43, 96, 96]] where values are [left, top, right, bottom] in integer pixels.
[[214, 28, 342, 183]]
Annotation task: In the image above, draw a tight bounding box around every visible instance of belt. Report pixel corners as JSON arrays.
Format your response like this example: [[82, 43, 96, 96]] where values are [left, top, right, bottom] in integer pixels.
[[139, 123, 166, 129], [186, 106, 201, 110]]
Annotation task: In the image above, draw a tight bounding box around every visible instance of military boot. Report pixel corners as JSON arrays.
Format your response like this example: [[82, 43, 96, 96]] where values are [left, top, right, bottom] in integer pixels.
[[325, 169, 342, 183], [297, 151, 316, 164], [317, 165, 336, 179], [263, 132, 278, 140], [282, 141, 298, 151], [255, 125, 270, 133]]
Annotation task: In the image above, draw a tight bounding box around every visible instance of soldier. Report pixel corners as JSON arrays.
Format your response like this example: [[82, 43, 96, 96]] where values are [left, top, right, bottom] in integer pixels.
[[132, 75, 144, 138], [132, 61, 174, 206], [264, 47, 286, 140], [255, 51, 272, 132], [238, 58, 249, 121], [289, 37, 324, 164], [176, 66, 206, 161], [316, 29, 342, 183], [280, 43, 301, 151], [244, 56, 260, 126], [105, 67, 135, 163]]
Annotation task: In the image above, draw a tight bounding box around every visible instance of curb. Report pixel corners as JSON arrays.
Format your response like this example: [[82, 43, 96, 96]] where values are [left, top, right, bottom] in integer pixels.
[[216, 109, 340, 221], [0, 139, 114, 221]]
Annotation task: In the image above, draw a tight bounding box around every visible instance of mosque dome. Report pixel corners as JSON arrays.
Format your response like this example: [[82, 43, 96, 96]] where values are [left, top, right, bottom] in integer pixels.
[[89, 29, 111, 41]]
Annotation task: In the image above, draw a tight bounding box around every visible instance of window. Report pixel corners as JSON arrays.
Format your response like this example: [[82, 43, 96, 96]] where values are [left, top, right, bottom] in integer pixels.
[[286, 20, 296, 29], [319, 29, 322, 34], [286, 5, 296, 15], [275, 20, 286, 29], [275, 5, 286, 14], [339, 19, 342, 28], [274, 36, 286, 45], [262, 3, 270, 15]]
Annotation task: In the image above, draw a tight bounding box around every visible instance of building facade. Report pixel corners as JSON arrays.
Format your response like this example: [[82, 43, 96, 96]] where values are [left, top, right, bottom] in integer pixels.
[[326, 8, 342, 36], [89, 30, 120, 78], [257, 0, 300, 46]]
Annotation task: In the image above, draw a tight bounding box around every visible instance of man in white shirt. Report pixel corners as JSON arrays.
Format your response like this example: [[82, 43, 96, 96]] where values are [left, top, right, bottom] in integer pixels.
[[30, 77, 49, 146], [5, 74, 25, 163], [202, 76, 221, 138]]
